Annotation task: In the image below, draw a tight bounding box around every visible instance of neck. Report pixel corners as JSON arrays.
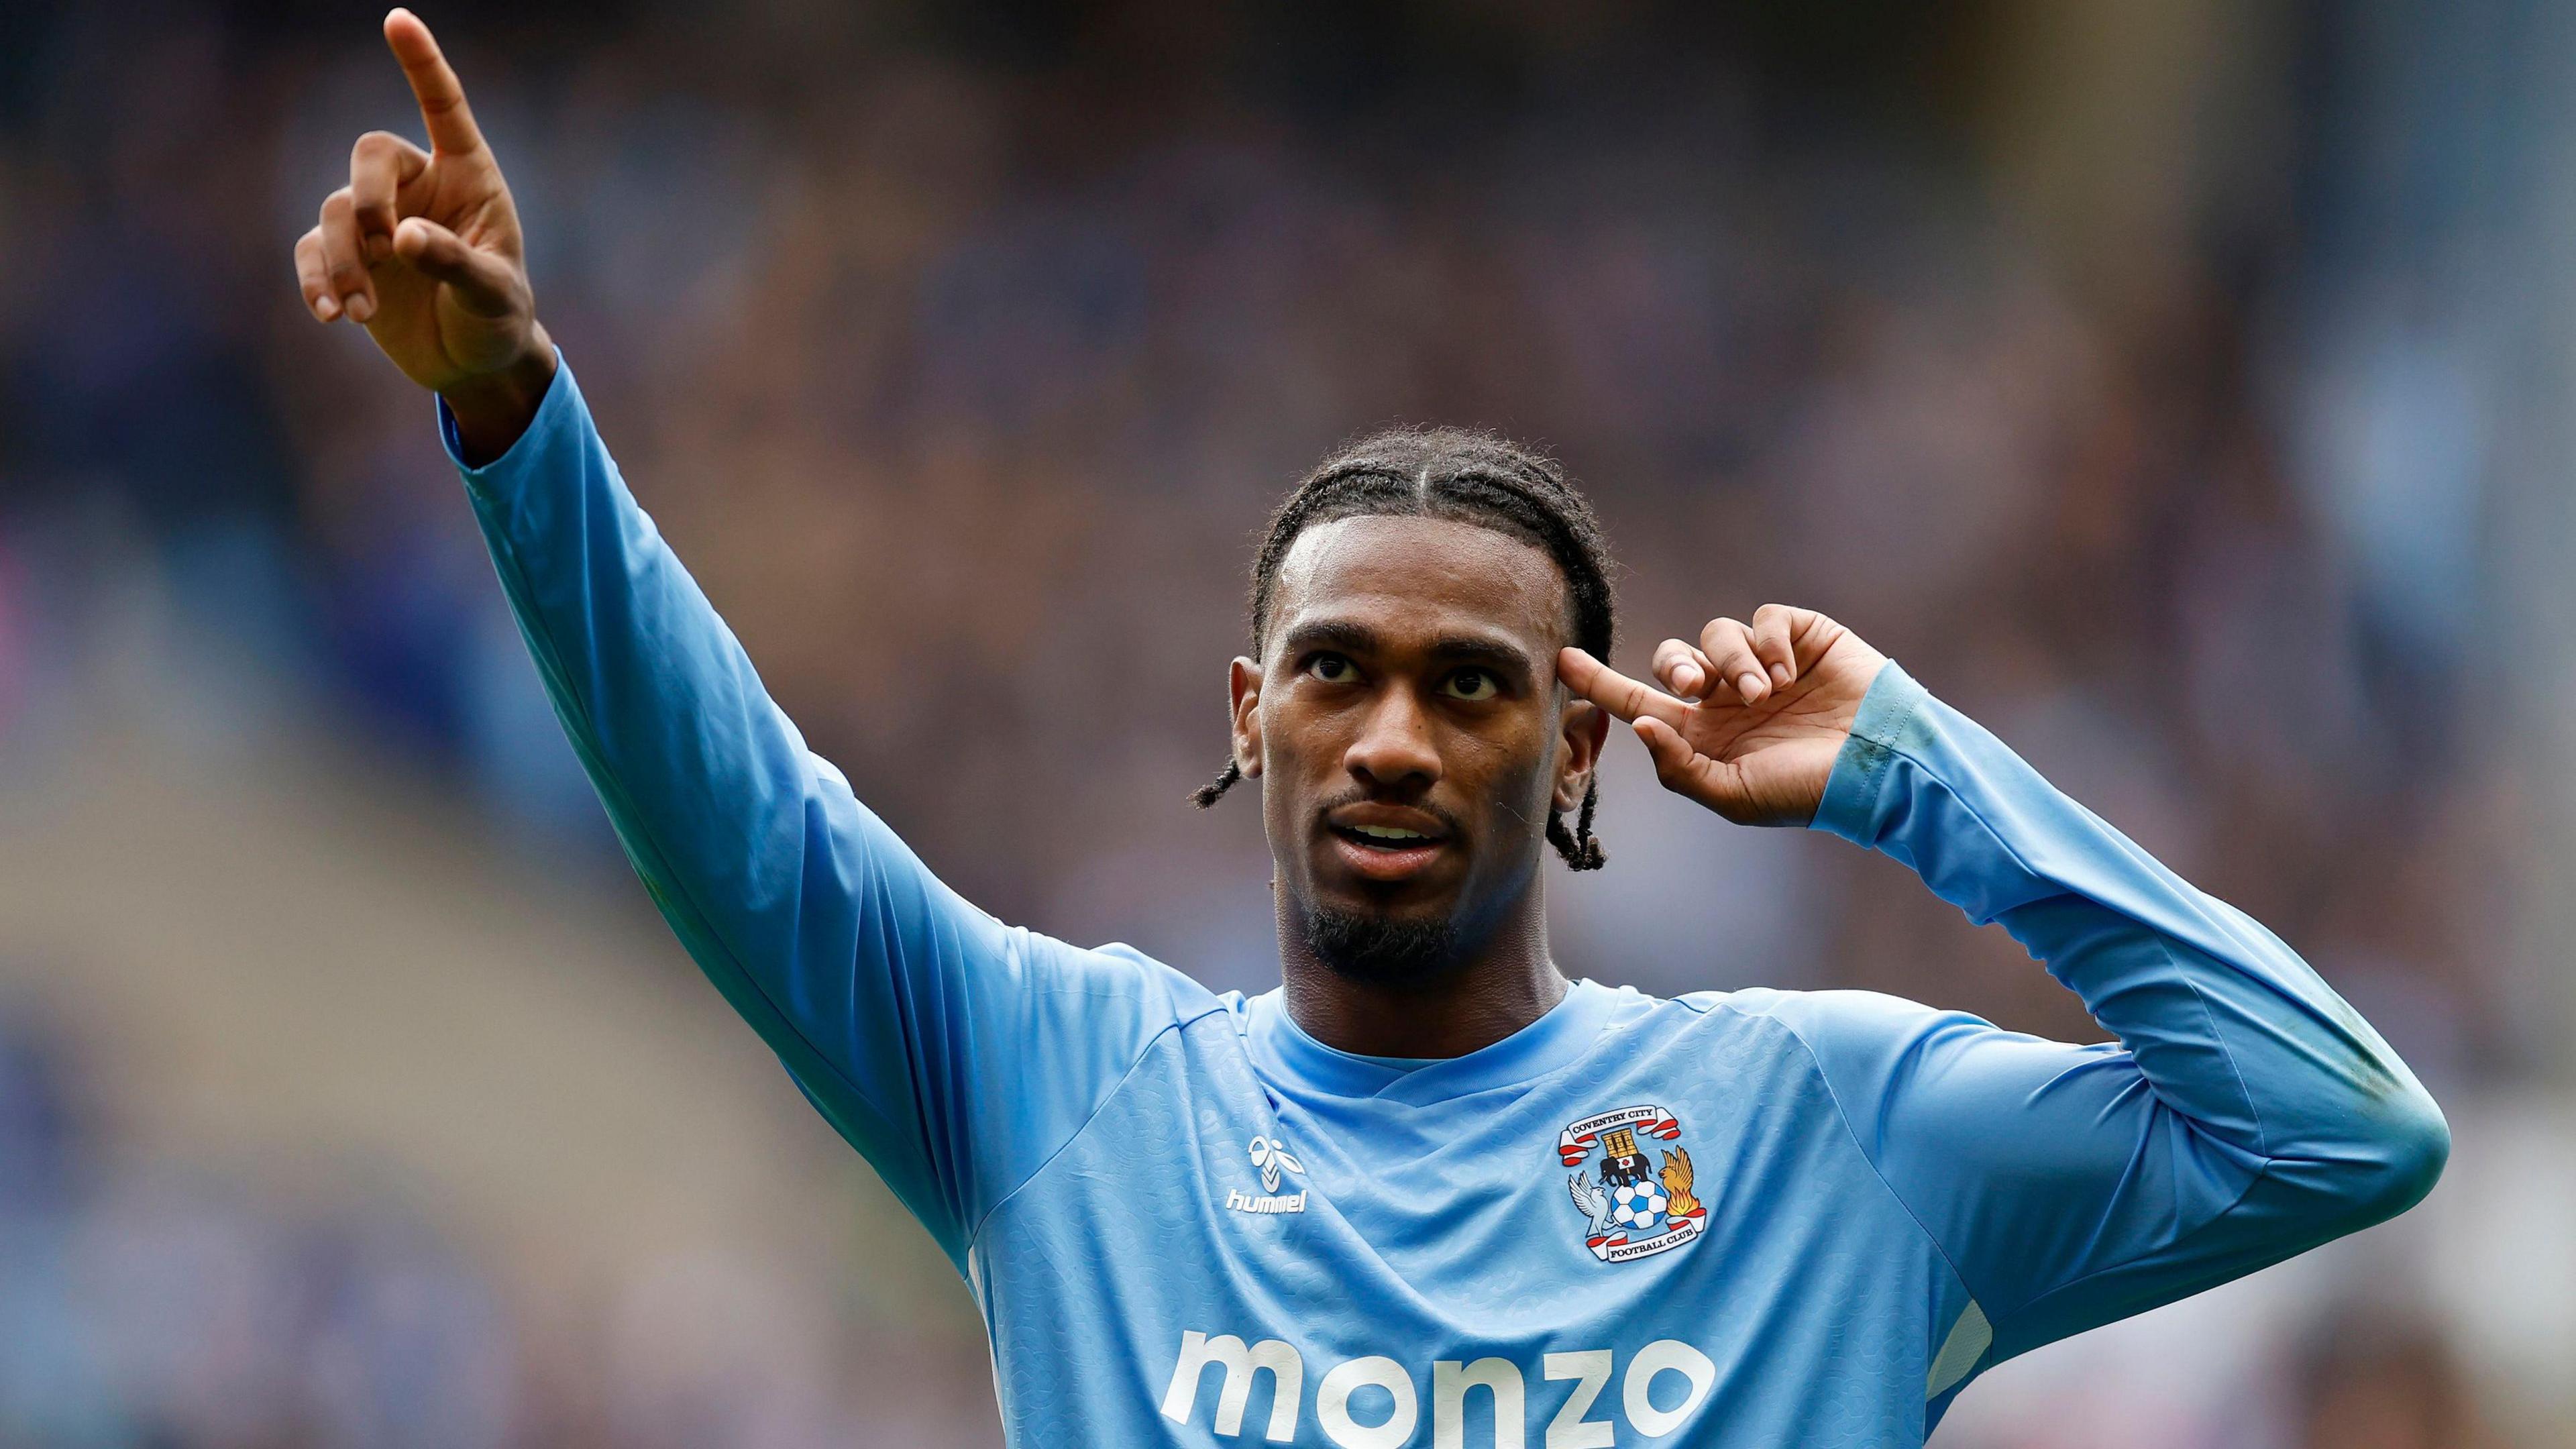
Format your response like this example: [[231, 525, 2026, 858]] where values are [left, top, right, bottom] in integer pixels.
[[1274, 875, 1570, 1059]]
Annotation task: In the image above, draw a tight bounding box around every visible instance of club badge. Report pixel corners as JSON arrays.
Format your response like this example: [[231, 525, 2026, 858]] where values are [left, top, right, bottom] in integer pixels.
[[1560, 1104, 1705, 1263]]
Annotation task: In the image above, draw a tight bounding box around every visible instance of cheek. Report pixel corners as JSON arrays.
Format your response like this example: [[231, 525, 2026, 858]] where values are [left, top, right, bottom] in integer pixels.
[[1257, 706, 1357, 826], [1266, 688, 1391, 768], [1260, 700, 1332, 775], [1456, 723, 1558, 812]]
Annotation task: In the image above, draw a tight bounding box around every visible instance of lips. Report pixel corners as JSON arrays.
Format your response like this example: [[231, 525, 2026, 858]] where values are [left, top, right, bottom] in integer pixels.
[[1322, 806, 1454, 883], [1326, 829, 1448, 881]]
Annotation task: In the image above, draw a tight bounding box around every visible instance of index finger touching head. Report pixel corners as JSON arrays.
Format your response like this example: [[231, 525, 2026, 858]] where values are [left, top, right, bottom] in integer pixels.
[[383, 8, 483, 156], [1556, 646, 1692, 729]]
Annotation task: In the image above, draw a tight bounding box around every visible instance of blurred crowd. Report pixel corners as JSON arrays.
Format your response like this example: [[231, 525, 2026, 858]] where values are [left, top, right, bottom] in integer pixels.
[[0, 988, 1006, 1447], [0, 0, 2565, 1443]]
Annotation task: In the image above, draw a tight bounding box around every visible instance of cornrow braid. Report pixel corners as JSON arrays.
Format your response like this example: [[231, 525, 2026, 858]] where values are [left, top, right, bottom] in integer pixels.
[[1189, 426, 1618, 871]]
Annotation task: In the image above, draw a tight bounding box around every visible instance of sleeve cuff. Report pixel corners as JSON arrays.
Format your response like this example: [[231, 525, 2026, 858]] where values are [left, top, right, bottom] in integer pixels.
[[1808, 658, 1930, 844], [436, 350, 579, 492]]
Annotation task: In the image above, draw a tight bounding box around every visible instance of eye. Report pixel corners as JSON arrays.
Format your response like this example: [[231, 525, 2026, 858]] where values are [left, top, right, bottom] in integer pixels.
[[1304, 653, 1357, 684], [1442, 667, 1499, 702]]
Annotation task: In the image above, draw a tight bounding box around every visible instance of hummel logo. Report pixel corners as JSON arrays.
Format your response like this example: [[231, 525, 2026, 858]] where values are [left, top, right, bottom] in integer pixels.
[[1228, 1135, 1307, 1215]]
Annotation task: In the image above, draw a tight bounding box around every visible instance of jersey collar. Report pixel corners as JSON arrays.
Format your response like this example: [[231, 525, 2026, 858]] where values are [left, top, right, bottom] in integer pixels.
[[1245, 977, 1619, 1104]]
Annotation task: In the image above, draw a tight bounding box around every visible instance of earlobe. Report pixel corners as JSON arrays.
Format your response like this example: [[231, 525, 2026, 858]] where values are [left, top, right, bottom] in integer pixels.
[[1554, 698, 1610, 812]]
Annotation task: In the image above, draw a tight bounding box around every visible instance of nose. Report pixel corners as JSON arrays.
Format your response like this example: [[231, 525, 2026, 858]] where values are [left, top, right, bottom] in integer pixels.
[[1344, 686, 1442, 791]]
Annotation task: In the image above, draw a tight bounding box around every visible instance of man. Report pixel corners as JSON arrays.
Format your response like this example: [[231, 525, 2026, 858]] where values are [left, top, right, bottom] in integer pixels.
[[294, 13, 2448, 1445]]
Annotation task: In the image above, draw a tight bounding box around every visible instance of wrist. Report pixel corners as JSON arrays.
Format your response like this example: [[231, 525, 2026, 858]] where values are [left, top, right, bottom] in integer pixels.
[[440, 326, 559, 466], [1807, 659, 1925, 843]]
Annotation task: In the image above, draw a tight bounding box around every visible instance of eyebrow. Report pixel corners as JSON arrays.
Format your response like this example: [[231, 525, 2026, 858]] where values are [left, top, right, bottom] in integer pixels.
[[1279, 620, 1540, 680]]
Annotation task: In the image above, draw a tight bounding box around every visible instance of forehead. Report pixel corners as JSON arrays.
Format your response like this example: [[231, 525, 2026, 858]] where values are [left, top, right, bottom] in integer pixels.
[[1267, 514, 1572, 655]]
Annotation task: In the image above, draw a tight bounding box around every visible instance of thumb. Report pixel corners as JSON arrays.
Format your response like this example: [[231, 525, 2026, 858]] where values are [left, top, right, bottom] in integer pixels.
[[1631, 715, 1699, 783], [1633, 715, 1731, 814], [392, 217, 521, 317]]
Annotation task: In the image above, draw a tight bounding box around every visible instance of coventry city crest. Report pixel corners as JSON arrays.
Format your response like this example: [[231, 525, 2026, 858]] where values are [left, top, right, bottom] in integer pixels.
[[1559, 1104, 1706, 1263]]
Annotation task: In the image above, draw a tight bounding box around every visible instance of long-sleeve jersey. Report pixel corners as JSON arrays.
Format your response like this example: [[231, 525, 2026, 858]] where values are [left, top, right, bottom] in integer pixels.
[[444, 355, 2448, 1448]]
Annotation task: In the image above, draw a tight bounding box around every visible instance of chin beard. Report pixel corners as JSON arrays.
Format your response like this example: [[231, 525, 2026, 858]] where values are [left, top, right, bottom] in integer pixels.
[[1298, 899, 1465, 986]]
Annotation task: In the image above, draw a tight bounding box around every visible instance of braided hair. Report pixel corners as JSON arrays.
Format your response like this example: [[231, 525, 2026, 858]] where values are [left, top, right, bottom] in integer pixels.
[[1190, 426, 1617, 871]]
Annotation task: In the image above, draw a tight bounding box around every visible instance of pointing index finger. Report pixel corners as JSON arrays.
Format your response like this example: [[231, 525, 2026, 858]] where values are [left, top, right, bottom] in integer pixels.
[[1557, 647, 1693, 729], [384, 8, 483, 156]]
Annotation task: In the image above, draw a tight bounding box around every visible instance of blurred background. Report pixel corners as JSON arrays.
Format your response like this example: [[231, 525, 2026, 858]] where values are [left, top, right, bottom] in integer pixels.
[[1, 0, 2569, 1443]]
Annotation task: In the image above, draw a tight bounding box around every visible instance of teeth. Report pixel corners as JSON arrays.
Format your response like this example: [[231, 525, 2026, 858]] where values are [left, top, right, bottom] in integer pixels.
[[1352, 824, 1428, 841]]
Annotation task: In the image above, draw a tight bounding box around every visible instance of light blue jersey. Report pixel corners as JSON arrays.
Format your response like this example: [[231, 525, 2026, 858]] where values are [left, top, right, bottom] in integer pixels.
[[445, 357, 2447, 1448]]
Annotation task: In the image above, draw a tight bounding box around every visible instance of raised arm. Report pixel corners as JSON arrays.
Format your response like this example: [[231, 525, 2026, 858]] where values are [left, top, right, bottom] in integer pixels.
[[292, 11, 1180, 1267], [1561, 610, 2447, 1381], [1769, 661, 2447, 1358]]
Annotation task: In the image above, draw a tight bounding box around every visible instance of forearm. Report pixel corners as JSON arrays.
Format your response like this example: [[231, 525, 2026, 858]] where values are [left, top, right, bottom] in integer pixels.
[[445, 353, 821, 953], [444, 355, 974, 1232], [1813, 663, 2448, 1197], [439, 360, 1175, 1262]]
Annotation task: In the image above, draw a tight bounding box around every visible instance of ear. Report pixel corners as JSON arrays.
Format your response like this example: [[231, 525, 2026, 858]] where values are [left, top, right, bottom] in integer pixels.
[[1552, 696, 1610, 813], [1228, 656, 1265, 780]]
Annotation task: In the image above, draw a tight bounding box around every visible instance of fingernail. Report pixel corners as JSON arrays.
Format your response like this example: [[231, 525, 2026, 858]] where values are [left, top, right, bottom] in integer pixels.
[[1675, 666, 1700, 696], [1770, 663, 1792, 686], [1738, 672, 1765, 700], [345, 294, 374, 323], [315, 295, 341, 320]]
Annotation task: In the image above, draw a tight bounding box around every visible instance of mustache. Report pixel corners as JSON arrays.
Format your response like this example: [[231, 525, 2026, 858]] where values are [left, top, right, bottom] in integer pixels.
[[1310, 790, 1467, 839]]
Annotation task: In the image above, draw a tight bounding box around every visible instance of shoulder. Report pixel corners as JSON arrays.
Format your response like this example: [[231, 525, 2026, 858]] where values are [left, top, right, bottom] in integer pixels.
[[1013, 932, 1237, 1033], [1568, 980, 1919, 1062], [1693, 987, 2104, 1106], [1652, 983, 2021, 1062], [1704, 985, 1960, 1032], [1599, 980, 1953, 1031]]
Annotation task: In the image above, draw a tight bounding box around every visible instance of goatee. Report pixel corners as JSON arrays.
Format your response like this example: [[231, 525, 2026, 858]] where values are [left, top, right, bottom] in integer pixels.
[[1298, 900, 1465, 985]]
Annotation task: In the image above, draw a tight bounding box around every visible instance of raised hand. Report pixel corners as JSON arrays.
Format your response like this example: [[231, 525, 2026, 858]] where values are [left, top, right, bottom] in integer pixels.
[[1557, 604, 1889, 828], [292, 8, 553, 457]]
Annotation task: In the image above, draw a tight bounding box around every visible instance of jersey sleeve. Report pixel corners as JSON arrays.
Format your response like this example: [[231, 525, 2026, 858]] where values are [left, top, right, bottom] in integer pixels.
[[440, 355, 1181, 1269], [1764, 660, 2448, 1375]]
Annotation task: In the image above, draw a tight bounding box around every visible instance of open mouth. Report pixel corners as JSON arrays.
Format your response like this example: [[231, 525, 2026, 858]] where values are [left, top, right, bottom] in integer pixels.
[[1330, 822, 1444, 851], [1322, 816, 1452, 882]]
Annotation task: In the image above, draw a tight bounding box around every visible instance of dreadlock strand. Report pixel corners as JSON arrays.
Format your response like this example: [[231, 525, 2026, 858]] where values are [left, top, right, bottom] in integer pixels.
[[1190, 758, 1242, 808], [1545, 780, 1607, 870]]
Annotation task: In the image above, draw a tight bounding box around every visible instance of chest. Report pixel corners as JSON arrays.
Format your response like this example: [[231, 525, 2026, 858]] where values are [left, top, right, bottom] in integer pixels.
[[971, 1020, 1947, 1446]]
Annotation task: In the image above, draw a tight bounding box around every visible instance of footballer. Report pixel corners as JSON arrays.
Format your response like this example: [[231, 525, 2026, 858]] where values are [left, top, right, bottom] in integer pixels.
[[294, 13, 2448, 1446]]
